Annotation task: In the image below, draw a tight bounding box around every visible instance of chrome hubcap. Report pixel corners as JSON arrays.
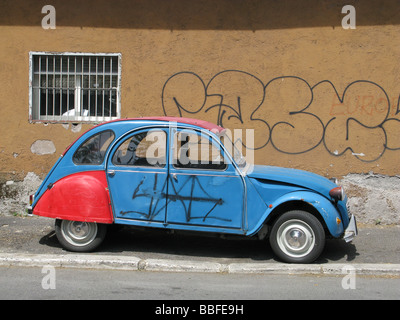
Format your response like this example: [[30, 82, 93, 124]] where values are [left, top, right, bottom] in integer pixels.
[[276, 219, 315, 258], [61, 220, 97, 247]]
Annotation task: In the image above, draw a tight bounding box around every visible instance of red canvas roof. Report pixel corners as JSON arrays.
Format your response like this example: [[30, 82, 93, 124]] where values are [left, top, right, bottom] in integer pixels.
[[136, 116, 225, 133]]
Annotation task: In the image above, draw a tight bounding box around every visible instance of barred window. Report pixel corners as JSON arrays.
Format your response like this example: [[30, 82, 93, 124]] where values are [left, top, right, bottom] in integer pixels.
[[29, 52, 121, 123]]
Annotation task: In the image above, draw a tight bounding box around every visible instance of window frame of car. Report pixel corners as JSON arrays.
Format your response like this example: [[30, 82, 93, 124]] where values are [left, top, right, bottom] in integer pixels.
[[111, 128, 168, 168], [72, 129, 115, 165], [170, 127, 232, 172]]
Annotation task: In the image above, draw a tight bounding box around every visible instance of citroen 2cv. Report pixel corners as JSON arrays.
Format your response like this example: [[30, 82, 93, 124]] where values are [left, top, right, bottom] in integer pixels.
[[29, 117, 357, 263]]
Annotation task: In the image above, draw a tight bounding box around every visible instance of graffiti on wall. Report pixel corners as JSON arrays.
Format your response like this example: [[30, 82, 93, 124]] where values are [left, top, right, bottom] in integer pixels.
[[162, 70, 400, 162]]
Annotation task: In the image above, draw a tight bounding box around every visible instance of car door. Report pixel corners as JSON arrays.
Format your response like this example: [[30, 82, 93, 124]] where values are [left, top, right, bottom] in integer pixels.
[[107, 128, 169, 223], [166, 127, 245, 230]]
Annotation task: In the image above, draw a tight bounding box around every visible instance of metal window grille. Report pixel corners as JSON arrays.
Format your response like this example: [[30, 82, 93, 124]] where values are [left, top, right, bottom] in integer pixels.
[[29, 52, 121, 123]]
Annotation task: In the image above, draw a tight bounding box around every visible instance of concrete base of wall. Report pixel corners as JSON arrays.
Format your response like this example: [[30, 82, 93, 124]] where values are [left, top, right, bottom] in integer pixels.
[[341, 173, 400, 225], [1, 172, 399, 225], [0, 172, 42, 217]]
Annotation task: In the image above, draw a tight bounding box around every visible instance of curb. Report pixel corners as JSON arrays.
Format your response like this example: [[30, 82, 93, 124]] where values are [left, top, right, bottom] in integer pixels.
[[1, 253, 400, 276]]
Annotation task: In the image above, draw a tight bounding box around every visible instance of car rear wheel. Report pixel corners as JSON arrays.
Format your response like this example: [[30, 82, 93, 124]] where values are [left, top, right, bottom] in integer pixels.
[[269, 210, 325, 263], [55, 219, 107, 252]]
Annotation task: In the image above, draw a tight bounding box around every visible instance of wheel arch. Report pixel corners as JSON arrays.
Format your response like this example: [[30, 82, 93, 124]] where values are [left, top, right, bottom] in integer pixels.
[[250, 191, 344, 238], [265, 200, 327, 230]]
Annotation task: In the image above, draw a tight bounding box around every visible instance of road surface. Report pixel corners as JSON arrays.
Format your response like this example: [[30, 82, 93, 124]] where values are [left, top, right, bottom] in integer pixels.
[[1, 265, 399, 300]]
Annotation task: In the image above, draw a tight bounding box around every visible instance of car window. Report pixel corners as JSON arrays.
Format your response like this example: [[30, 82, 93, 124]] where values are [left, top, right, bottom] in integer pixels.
[[173, 130, 226, 170], [112, 129, 166, 167], [73, 130, 115, 165]]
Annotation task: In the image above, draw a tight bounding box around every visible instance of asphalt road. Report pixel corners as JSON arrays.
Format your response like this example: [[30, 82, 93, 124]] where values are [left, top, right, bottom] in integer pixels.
[[0, 215, 399, 264], [1, 266, 399, 300]]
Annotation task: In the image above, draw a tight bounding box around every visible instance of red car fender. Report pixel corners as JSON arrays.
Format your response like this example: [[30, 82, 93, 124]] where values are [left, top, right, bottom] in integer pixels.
[[33, 171, 113, 224]]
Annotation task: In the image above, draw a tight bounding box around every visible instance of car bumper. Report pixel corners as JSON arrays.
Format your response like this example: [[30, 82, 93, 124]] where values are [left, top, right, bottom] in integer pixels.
[[343, 214, 358, 243]]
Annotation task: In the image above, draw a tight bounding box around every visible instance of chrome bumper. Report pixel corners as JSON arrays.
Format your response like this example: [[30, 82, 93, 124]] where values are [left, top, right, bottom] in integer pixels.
[[343, 215, 358, 243]]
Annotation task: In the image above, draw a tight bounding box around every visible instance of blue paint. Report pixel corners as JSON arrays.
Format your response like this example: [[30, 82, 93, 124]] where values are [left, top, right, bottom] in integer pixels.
[[247, 165, 337, 199]]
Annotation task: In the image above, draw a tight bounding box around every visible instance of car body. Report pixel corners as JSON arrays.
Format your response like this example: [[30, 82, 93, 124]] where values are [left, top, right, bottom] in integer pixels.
[[29, 117, 357, 263]]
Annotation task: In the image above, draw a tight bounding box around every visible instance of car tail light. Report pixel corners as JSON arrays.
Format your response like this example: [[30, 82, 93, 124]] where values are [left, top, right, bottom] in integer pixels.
[[29, 194, 34, 206]]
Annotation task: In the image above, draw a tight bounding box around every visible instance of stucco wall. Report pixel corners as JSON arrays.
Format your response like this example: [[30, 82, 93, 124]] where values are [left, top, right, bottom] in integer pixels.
[[0, 0, 399, 182]]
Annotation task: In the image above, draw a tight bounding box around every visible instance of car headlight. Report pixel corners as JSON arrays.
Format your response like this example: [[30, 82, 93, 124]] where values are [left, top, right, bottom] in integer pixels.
[[329, 186, 345, 201]]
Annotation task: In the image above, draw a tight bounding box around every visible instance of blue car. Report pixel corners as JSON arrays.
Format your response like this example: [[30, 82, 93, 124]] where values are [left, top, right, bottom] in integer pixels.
[[29, 117, 357, 263]]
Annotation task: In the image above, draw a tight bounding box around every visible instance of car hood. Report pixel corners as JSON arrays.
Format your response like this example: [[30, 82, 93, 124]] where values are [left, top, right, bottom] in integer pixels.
[[247, 165, 337, 198]]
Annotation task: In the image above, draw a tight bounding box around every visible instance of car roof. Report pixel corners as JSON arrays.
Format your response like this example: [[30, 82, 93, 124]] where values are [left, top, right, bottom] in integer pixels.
[[110, 116, 225, 133]]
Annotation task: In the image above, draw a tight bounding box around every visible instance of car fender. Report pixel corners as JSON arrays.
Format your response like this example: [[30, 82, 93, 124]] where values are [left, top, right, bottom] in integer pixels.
[[248, 190, 344, 238], [33, 171, 113, 224]]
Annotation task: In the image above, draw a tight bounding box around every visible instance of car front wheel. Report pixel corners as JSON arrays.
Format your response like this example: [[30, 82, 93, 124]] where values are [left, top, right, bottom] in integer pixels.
[[55, 219, 107, 252], [269, 210, 325, 263]]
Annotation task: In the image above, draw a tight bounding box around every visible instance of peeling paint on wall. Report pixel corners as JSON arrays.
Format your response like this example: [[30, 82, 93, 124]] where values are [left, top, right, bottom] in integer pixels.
[[30, 140, 56, 155], [62, 123, 82, 133]]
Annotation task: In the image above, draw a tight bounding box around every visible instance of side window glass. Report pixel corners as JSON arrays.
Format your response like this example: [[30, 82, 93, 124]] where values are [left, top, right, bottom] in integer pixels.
[[73, 130, 114, 165], [112, 129, 166, 167], [173, 130, 226, 170]]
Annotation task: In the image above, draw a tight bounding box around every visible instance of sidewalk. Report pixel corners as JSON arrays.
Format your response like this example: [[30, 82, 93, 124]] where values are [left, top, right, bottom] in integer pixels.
[[1, 252, 400, 276], [0, 215, 399, 276]]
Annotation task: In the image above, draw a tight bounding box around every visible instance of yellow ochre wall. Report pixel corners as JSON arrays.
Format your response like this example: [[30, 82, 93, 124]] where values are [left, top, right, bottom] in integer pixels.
[[0, 0, 399, 181]]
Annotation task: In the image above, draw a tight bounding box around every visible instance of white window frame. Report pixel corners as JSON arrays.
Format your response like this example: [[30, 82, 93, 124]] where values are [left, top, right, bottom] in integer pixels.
[[29, 52, 121, 123]]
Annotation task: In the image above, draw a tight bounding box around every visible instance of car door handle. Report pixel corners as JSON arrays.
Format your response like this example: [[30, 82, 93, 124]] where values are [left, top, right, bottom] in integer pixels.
[[171, 173, 178, 181], [108, 170, 115, 177]]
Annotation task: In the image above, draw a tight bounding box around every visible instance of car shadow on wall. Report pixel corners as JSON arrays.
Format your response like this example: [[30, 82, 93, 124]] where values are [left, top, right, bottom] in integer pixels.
[[38, 225, 358, 264]]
